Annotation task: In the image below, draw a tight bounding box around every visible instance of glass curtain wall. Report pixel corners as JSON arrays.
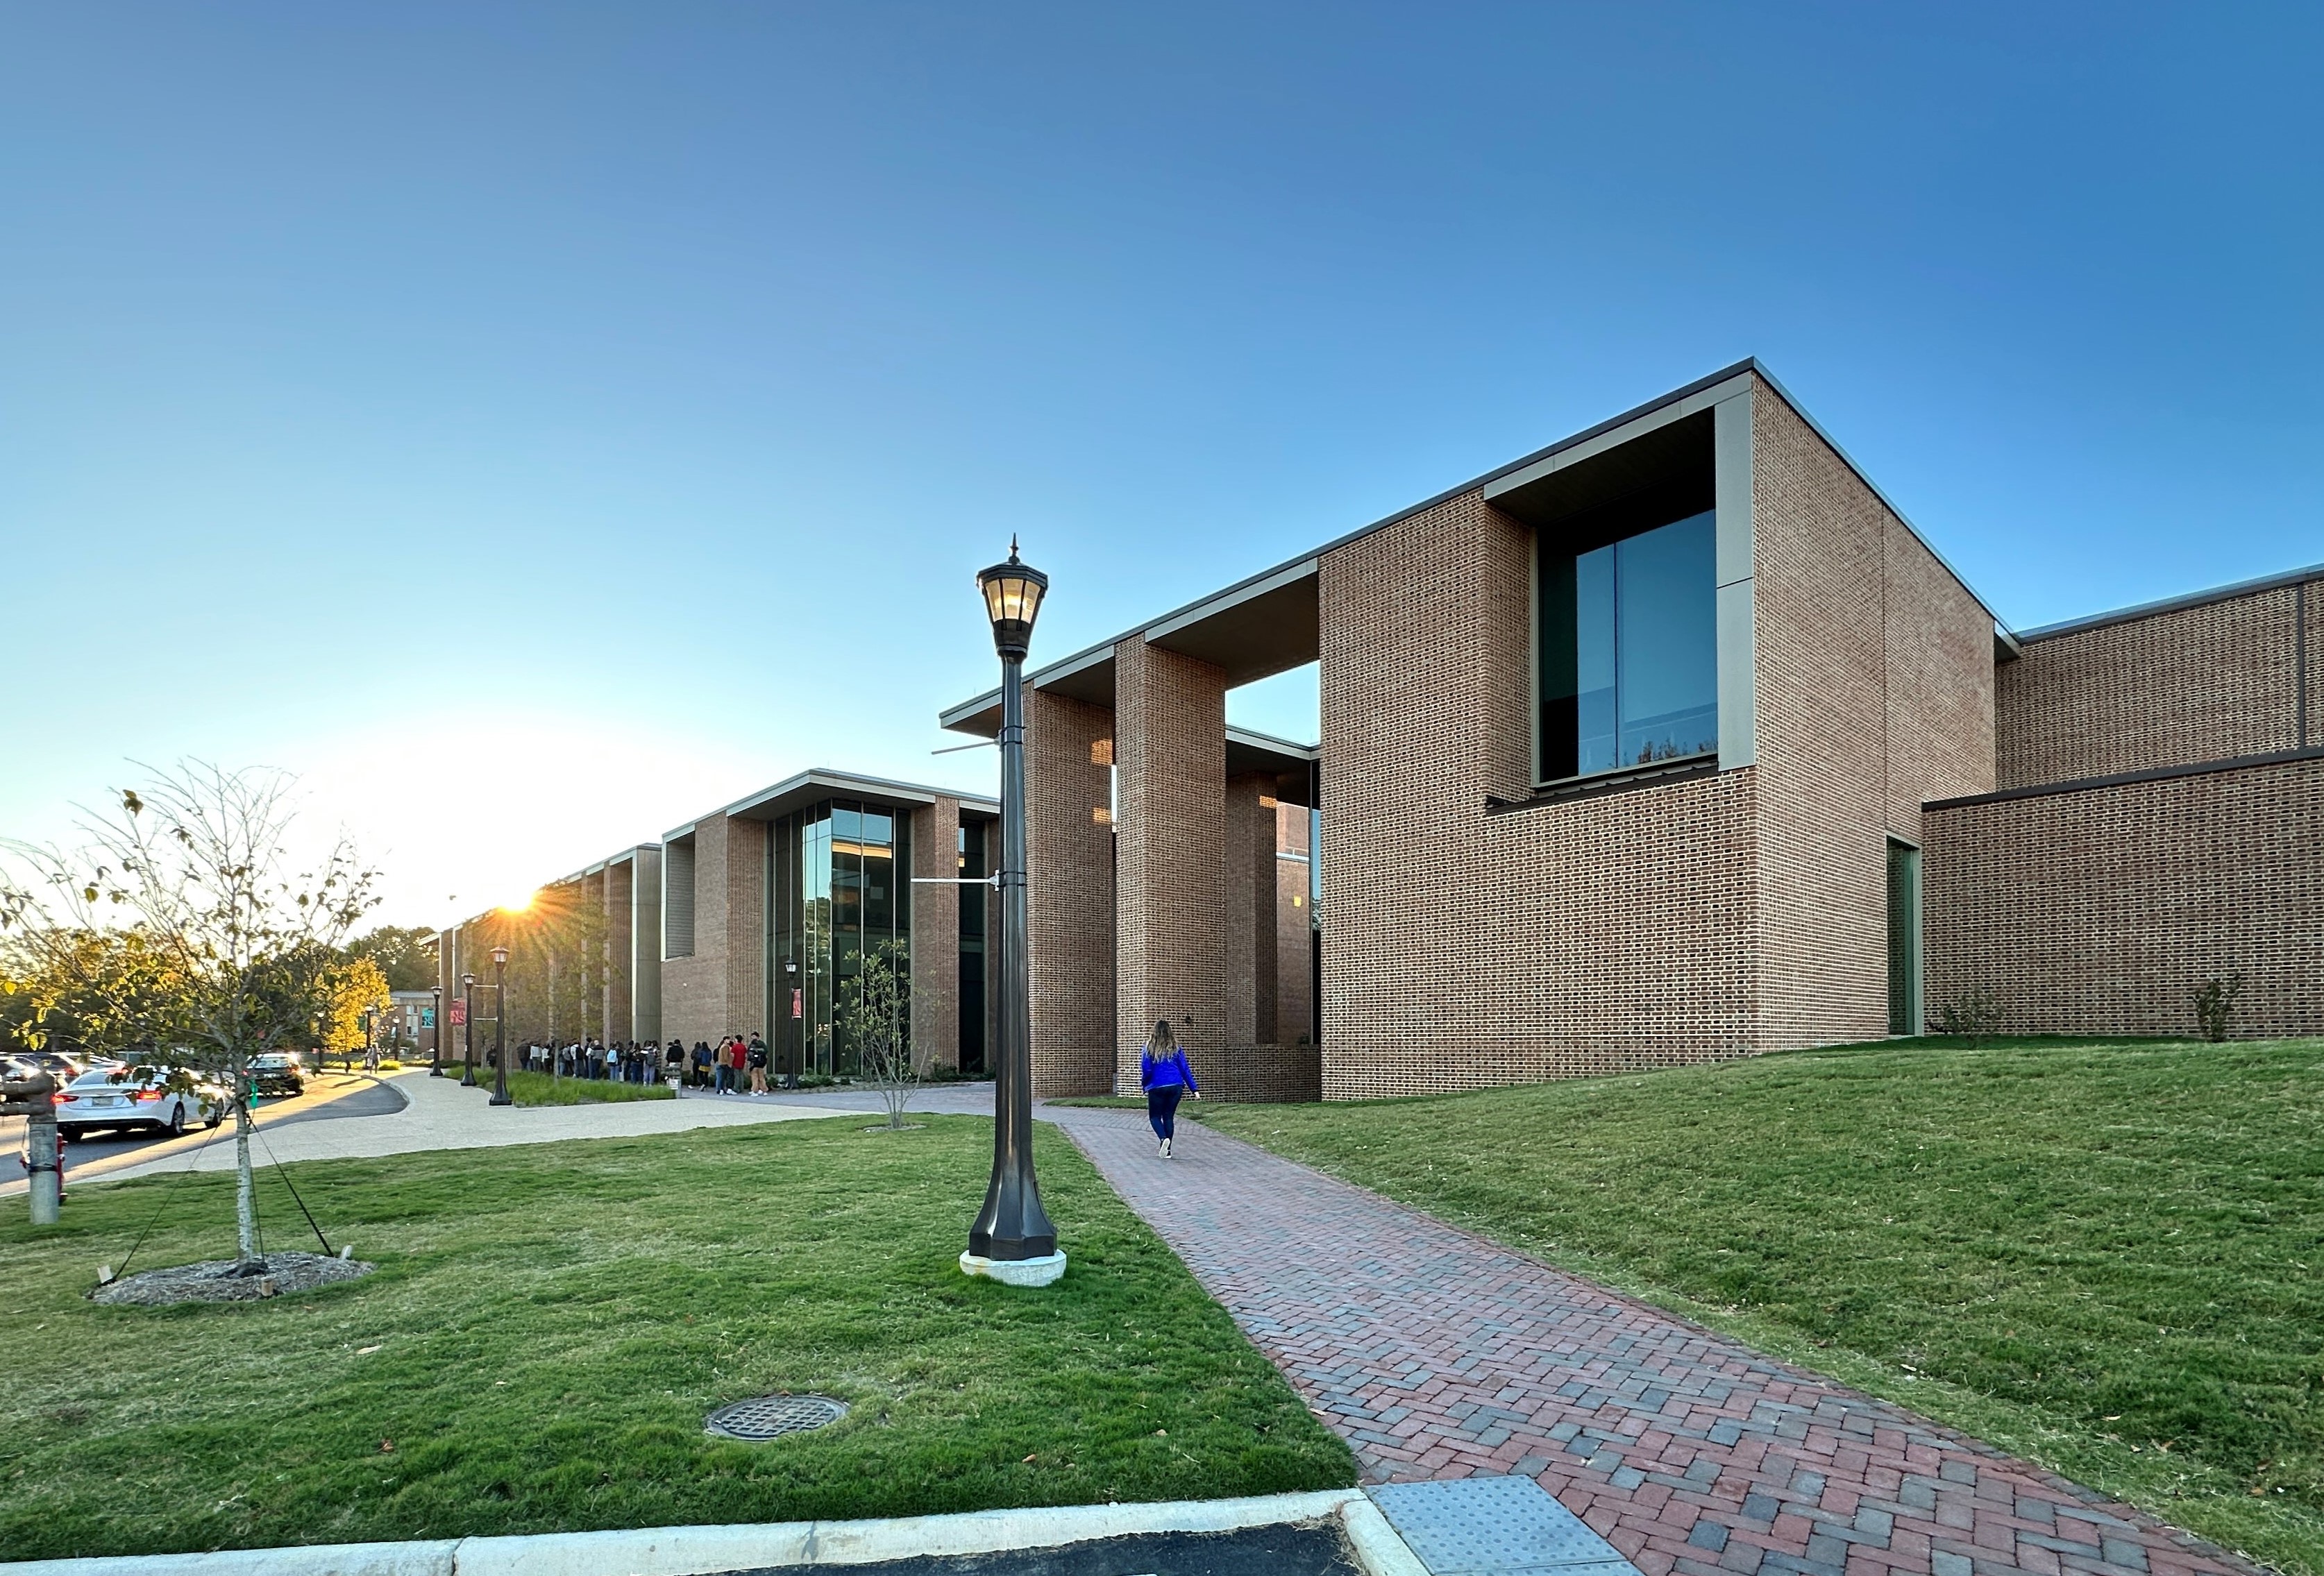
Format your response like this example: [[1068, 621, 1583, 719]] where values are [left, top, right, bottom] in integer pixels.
[[1539, 493, 1718, 782], [957, 821, 988, 1074], [768, 801, 911, 1077]]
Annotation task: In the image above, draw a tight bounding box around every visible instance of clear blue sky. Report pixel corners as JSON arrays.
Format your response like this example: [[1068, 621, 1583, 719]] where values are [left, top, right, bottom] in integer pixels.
[[3, 3, 2317, 926]]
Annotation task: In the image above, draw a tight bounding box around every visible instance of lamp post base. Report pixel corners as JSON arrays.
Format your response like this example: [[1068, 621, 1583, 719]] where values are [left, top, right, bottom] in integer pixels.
[[958, 1249, 1066, 1287]]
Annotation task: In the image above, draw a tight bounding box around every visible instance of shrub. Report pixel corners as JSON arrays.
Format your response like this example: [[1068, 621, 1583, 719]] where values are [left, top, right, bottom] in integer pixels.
[[2194, 974, 2243, 1042], [1934, 988, 2004, 1047]]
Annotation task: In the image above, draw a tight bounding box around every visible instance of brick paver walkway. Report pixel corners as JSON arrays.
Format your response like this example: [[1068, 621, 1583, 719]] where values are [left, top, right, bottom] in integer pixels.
[[1041, 1105, 2260, 1576]]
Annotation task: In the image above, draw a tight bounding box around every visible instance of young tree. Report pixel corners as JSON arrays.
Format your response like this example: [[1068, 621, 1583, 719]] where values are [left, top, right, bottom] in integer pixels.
[[322, 955, 394, 1065], [841, 939, 916, 1130], [0, 763, 379, 1269]]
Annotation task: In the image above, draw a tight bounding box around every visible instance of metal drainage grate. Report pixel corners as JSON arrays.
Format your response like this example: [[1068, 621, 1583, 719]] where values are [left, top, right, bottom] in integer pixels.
[[705, 1393, 848, 1441]]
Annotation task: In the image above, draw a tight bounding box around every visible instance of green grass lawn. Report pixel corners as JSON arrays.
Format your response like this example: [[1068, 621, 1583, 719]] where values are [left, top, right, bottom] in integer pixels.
[[0, 1117, 1352, 1559], [497, 1069, 676, 1105], [1202, 1036, 2324, 1576]]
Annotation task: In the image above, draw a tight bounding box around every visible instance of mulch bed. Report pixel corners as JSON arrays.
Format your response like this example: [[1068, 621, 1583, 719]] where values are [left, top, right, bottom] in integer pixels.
[[90, 1251, 376, 1306]]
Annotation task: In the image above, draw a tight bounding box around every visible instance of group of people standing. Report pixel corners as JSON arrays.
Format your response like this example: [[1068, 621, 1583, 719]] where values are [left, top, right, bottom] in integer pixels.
[[689, 1033, 773, 1094], [523, 1040, 665, 1084], [518, 1035, 778, 1093]]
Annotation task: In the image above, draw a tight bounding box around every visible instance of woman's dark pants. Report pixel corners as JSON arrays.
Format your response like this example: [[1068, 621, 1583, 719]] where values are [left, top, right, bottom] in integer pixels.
[[1146, 1085, 1183, 1143]]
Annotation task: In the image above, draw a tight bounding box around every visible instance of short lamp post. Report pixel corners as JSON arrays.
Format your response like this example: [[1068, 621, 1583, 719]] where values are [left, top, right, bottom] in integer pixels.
[[460, 972, 478, 1087], [489, 946, 512, 1107], [430, 985, 444, 1077], [358, 1009, 373, 1075], [961, 538, 1063, 1287]]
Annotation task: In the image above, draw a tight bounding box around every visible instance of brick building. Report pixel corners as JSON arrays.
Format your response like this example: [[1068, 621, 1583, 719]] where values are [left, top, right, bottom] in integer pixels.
[[439, 842, 664, 1052], [941, 359, 2321, 1099], [439, 771, 1003, 1077], [657, 769, 1001, 1077]]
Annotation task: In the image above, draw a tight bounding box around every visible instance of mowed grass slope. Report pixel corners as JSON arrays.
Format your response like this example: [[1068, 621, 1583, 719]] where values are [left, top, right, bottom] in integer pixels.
[[0, 1117, 1352, 1559], [1202, 1037, 2324, 1576]]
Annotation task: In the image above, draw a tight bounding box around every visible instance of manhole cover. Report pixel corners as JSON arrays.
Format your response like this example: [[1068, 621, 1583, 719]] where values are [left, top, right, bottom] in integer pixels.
[[705, 1393, 848, 1441]]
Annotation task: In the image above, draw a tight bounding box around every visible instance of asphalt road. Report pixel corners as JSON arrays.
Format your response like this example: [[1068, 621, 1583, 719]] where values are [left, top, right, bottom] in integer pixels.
[[2, 1075, 407, 1190], [721, 1521, 1363, 1576]]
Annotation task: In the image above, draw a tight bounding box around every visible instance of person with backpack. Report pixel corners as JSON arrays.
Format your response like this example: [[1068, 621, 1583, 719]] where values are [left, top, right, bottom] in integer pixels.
[[1138, 1019, 1199, 1159], [692, 1040, 713, 1090], [747, 1033, 770, 1095]]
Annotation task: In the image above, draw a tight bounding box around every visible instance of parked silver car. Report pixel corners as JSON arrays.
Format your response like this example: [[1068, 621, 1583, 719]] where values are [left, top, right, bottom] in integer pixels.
[[54, 1067, 227, 1139]]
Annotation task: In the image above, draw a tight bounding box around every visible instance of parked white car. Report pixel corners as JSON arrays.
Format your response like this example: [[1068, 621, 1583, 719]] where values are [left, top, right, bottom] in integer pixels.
[[54, 1067, 227, 1139]]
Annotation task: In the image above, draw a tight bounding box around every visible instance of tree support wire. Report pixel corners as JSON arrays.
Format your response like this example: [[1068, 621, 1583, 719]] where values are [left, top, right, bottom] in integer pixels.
[[256, 1124, 332, 1256], [116, 1122, 228, 1279]]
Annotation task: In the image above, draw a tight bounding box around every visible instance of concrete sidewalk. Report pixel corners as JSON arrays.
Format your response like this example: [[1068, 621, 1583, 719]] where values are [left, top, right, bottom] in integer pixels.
[[0, 1489, 1420, 1576], [81, 1068, 853, 1186]]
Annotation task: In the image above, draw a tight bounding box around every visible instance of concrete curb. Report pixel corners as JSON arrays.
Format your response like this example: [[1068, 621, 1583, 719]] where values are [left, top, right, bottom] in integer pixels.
[[3, 1488, 1431, 1575]]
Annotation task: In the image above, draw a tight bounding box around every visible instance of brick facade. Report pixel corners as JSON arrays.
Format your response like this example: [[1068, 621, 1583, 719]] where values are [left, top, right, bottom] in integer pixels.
[[1113, 638, 1231, 1090], [1925, 756, 2324, 1037], [1025, 690, 1118, 1096], [1301, 373, 2005, 1097], [1751, 389, 1996, 1051], [945, 366, 2319, 1090], [1998, 581, 2316, 788], [1317, 486, 1767, 1097], [602, 858, 633, 1044], [1222, 772, 1275, 1048], [1274, 803, 1315, 1049], [660, 813, 769, 1048]]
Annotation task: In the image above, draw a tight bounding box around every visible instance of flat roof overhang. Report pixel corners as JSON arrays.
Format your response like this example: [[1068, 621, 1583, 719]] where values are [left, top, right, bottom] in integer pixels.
[[665, 768, 1000, 842], [1226, 727, 1320, 806], [939, 357, 2027, 727], [938, 556, 1322, 738]]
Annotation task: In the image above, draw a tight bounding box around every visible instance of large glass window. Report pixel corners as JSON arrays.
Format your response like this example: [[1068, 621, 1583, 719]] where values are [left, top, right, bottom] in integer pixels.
[[768, 800, 913, 1078], [1540, 508, 1717, 781]]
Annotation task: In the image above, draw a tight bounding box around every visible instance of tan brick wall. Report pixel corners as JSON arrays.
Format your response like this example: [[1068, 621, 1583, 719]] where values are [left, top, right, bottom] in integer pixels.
[[909, 797, 962, 1071], [723, 817, 766, 1041], [1925, 756, 2324, 1037], [659, 826, 721, 1049], [1274, 803, 1315, 1047], [1113, 638, 1229, 1090], [1222, 772, 1273, 1047], [1025, 689, 1116, 1096], [661, 815, 764, 1046], [603, 861, 633, 1043], [1998, 581, 2315, 788], [1751, 387, 1994, 1051], [1317, 489, 1763, 1098], [1199, 1044, 1322, 1103]]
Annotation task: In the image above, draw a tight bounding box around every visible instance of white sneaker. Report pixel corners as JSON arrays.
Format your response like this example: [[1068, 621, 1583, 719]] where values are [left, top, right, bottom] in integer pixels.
[[1163, 1137, 1173, 1158]]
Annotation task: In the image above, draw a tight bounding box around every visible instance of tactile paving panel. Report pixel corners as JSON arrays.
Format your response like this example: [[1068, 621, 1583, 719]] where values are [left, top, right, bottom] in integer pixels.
[[1369, 1475, 1642, 1576]]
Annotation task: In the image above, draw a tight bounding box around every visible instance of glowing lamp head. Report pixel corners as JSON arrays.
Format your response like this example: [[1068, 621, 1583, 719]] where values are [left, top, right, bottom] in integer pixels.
[[976, 536, 1048, 661], [491, 946, 510, 967]]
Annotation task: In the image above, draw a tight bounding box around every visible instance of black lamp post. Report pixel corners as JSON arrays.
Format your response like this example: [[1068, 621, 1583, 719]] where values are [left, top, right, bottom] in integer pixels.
[[963, 539, 1063, 1285], [430, 985, 444, 1077], [489, 946, 512, 1107], [460, 972, 478, 1087]]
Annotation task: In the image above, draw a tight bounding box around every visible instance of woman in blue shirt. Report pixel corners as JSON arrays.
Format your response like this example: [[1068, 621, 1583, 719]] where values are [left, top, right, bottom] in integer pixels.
[[1138, 1019, 1199, 1158]]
